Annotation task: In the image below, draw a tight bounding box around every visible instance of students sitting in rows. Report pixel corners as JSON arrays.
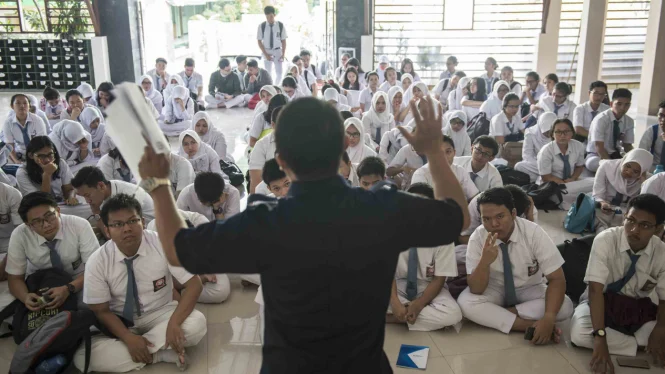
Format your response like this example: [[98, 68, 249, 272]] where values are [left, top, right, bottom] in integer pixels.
[[177, 130, 226, 177], [433, 71, 466, 110], [75, 194, 206, 372], [593, 149, 652, 233], [570, 194, 665, 372], [454, 136, 503, 193], [6, 192, 98, 311], [388, 87, 405, 126], [447, 77, 470, 112], [324, 88, 352, 113], [161, 86, 194, 137], [412, 135, 478, 201], [638, 100, 665, 173], [537, 119, 586, 185], [480, 57, 500, 94], [359, 72, 380, 113], [572, 81, 609, 146], [387, 182, 463, 331], [458, 187, 574, 342], [60, 89, 102, 122], [460, 77, 488, 121], [48, 120, 94, 171], [97, 148, 135, 184], [4, 94, 48, 163], [356, 157, 386, 191], [0, 183, 22, 291], [378, 67, 398, 93], [585, 88, 635, 172], [176, 172, 240, 221], [139, 75, 164, 114], [439, 55, 459, 80], [489, 93, 524, 147], [479, 80, 510, 120], [363, 91, 395, 150], [514, 112, 557, 183], [443, 110, 471, 157], [80, 107, 105, 158], [249, 106, 282, 194], [399, 58, 420, 82], [249, 94, 287, 148], [344, 117, 376, 164], [206, 58, 246, 109], [500, 66, 522, 96]]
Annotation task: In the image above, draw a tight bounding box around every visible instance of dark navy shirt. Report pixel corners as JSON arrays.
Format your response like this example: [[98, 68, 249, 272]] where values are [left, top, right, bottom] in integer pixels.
[[175, 176, 463, 373]]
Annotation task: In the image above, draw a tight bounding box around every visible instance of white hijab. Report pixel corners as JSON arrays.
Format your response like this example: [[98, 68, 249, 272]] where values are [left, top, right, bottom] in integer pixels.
[[443, 110, 470, 151], [344, 117, 374, 164], [324, 88, 350, 111], [451, 77, 471, 110], [49, 119, 91, 156], [366, 91, 394, 126], [403, 81, 429, 105], [400, 73, 414, 93], [77, 83, 95, 99], [79, 107, 105, 145], [164, 74, 185, 102], [601, 148, 653, 197], [529, 112, 557, 153], [191, 111, 230, 161], [481, 80, 510, 118], [177, 129, 219, 173], [139, 74, 163, 108], [387, 86, 404, 116], [255, 85, 278, 114]]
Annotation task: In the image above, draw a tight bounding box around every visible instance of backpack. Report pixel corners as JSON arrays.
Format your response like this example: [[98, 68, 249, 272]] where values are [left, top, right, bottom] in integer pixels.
[[219, 159, 245, 187], [439, 78, 449, 94], [564, 193, 596, 234], [522, 182, 565, 211], [650, 124, 659, 153], [496, 165, 530, 187], [260, 21, 284, 41], [556, 234, 595, 304], [466, 112, 490, 144], [510, 81, 520, 89]]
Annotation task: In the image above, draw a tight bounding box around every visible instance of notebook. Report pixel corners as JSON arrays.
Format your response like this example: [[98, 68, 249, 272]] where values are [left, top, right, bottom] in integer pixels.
[[396, 344, 429, 370]]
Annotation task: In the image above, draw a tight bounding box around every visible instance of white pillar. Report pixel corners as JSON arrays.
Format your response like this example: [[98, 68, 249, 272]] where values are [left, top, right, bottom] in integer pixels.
[[534, 0, 562, 79], [638, 0, 665, 115], [573, 0, 608, 104], [90, 36, 111, 85]]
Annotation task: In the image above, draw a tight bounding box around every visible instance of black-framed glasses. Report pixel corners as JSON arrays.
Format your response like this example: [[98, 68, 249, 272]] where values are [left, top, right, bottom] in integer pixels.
[[107, 218, 142, 229], [346, 131, 361, 139], [554, 130, 572, 136], [473, 146, 492, 159], [30, 210, 57, 228], [34, 152, 55, 161], [624, 216, 657, 231]]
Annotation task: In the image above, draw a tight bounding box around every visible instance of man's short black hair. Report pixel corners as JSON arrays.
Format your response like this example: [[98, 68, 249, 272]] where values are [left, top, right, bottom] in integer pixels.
[[219, 58, 231, 69], [10, 93, 29, 106], [340, 111, 353, 120], [100, 193, 143, 227], [628, 194, 665, 225], [65, 89, 83, 102], [262, 159, 286, 185], [554, 82, 571, 96], [185, 58, 195, 67], [545, 73, 559, 83], [473, 135, 499, 157], [18, 192, 58, 223], [447, 56, 458, 64], [194, 172, 225, 205], [291, 55, 301, 64], [156, 57, 167, 65], [504, 185, 530, 217], [477, 187, 515, 214], [299, 50, 311, 57], [659, 100, 665, 110], [43, 86, 60, 101], [589, 80, 607, 92], [612, 88, 632, 101], [526, 71, 540, 82], [247, 59, 259, 69], [454, 71, 466, 78], [235, 55, 247, 65], [407, 183, 434, 199], [275, 97, 345, 180], [264, 5, 276, 15], [357, 156, 386, 179], [71, 166, 108, 188], [442, 134, 455, 149]]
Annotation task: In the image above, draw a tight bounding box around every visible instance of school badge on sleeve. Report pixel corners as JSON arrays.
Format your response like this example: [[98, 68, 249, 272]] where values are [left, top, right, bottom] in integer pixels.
[[396, 344, 429, 370]]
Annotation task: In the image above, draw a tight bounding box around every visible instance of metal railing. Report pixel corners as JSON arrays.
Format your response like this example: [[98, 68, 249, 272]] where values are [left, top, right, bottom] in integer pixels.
[[0, 0, 99, 36]]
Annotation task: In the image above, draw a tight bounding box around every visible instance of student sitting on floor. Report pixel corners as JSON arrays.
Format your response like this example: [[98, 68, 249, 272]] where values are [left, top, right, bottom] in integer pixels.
[[379, 121, 410, 165], [344, 117, 376, 165], [386, 183, 463, 331], [191, 112, 232, 162], [324, 88, 352, 113], [4, 94, 48, 163], [378, 67, 398, 93], [160, 86, 194, 137], [572, 81, 609, 146], [460, 77, 488, 122], [514, 112, 557, 183], [500, 66, 522, 97], [489, 93, 524, 148], [537, 118, 586, 185], [362, 91, 395, 150], [386, 141, 427, 186], [458, 187, 574, 342], [0, 182, 21, 315], [338, 151, 360, 188], [261, 158, 291, 198], [97, 148, 136, 184], [453, 136, 503, 193], [176, 172, 240, 221], [530, 82, 576, 123], [479, 80, 510, 121], [641, 171, 665, 200], [570, 194, 665, 372], [249, 106, 283, 194], [74, 194, 206, 372], [443, 110, 471, 157], [139, 75, 164, 114], [433, 71, 465, 110], [205, 58, 246, 109], [40, 86, 67, 128], [357, 156, 387, 191], [359, 72, 380, 113], [638, 100, 665, 173], [447, 76, 470, 112], [177, 130, 227, 178], [249, 94, 287, 148], [48, 120, 94, 170]]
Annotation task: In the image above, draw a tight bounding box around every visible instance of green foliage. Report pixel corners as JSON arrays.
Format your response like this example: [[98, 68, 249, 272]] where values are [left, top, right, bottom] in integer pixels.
[[25, 9, 46, 31], [50, 0, 93, 39]]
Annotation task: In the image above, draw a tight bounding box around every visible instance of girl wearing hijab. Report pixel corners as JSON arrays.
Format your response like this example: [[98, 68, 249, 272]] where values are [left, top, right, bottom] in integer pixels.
[[178, 129, 225, 177], [324, 88, 352, 113], [98, 132, 116, 156], [362, 91, 395, 150], [514, 112, 557, 183], [138, 84, 161, 120], [443, 110, 472, 157], [593, 148, 653, 232], [249, 94, 288, 147], [25, 94, 50, 131], [163, 74, 186, 103], [161, 85, 194, 136], [403, 83, 440, 126], [76, 82, 96, 105], [281, 76, 305, 102], [254, 85, 277, 116], [97, 147, 135, 184], [460, 77, 488, 120], [388, 86, 404, 123], [79, 107, 105, 158], [339, 151, 360, 187], [48, 120, 94, 172], [344, 117, 376, 164], [479, 80, 510, 121], [288, 64, 313, 97], [359, 72, 380, 113], [399, 58, 420, 82], [322, 82, 349, 105], [400, 73, 413, 93], [192, 111, 232, 162], [379, 67, 398, 92], [139, 74, 164, 113], [447, 76, 470, 112]]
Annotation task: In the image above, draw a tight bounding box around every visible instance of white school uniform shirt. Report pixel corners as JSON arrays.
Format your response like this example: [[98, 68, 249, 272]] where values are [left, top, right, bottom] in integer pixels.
[[489, 111, 524, 137], [2, 112, 48, 155], [359, 87, 378, 109], [585, 226, 665, 300], [521, 126, 550, 163], [43, 102, 66, 127], [536, 96, 576, 120], [432, 79, 454, 107], [638, 124, 664, 170], [479, 97, 502, 121], [0, 183, 22, 253], [523, 84, 547, 104], [572, 101, 610, 134], [169, 153, 196, 194], [83, 230, 195, 315], [104, 180, 154, 221], [586, 110, 635, 154], [147, 209, 208, 231], [453, 156, 503, 193], [257, 21, 288, 50], [506, 81, 522, 97], [388, 145, 426, 170], [248, 132, 277, 171], [460, 97, 480, 122], [6, 214, 98, 277], [146, 68, 170, 92], [249, 111, 271, 140], [467, 217, 565, 289], [379, 127, 410, 165], [411, 163, 479, 201], [16, 159, 73, 199], [176, 183, 241, 221], [378, 81, 397, 93], [537, 140, 585, 181], [641, 172, 665, 197], [479, 71, 500, 93], [395, 244, 457, 295], [462, 195, 539, 237], [97, 154, 136, 184], [178, 71, 203, 95], [303, 64, 322, 80], [300, 70, 318, 92]]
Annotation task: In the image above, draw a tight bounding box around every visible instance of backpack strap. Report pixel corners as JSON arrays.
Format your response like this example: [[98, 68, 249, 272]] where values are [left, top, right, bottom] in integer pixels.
[[442, 79, 448, 92], [651, 124, 659, 153], [278, 21, 283, 35], [304, 71, 311, 91], [510, 81, 519, 89], [261, 21, 266, 35]]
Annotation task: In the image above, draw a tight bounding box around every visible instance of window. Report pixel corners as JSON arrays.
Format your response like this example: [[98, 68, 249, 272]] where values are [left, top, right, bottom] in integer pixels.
[[444, 0, 474, 30]]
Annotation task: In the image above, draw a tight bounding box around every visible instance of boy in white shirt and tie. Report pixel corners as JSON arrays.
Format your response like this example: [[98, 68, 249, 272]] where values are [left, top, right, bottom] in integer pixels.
[[572, 81, 609, 145], [176, 172, 241, 221], [453, 136, 503, 193]]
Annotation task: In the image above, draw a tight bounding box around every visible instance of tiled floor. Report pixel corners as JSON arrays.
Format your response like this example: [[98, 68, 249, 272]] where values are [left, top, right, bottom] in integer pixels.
[[0, 92, 663, 373]]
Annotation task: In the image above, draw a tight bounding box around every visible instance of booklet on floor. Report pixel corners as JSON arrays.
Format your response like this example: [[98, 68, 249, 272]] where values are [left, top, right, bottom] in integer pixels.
[[396, 344, 429, 370]]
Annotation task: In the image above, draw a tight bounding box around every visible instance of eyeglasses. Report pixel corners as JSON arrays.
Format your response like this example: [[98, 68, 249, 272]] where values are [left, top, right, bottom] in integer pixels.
[[34, 152, 55, 161], [473, 146, 493, 159], [107, 218, 142, 229], [346, 131, 361, 139], [554, 130, 572, 136], [30, 211, 57, 228], [624, 216, 657, 231], [506, 105, 520, 109]]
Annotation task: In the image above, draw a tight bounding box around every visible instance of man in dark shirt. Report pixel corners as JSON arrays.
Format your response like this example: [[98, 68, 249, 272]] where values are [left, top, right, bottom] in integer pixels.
[[245, 59, 274, 95], [204, 58, 245, 109], [137, 96, 469, 373]]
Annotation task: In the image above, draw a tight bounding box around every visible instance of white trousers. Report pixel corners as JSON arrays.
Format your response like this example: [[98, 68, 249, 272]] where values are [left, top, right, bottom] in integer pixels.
[[514, 160, 539, 183], [263, 48, 284, 84], [386, 279, 463, 332], [204, 94, 248, 109], [585, 154, 601, 172], [457, 284, 574, 334], [158, 120, 191, 137], [73, 301, 207, 373], [198, 274, 231, 304], [570, 302, 656, 357]]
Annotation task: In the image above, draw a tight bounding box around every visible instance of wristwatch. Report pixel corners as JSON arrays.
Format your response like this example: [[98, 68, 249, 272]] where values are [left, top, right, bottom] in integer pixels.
[[139, 178, 171, 193], [66, 283, 76, 294], [592, 329, 606, 338]]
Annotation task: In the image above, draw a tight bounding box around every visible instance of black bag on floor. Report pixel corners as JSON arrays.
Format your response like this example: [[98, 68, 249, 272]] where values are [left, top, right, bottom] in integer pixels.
[[496, 165, 531, 187], [220, 160, 245, 187], [522, 182, 565, 211], [556, 235, 595, 304], [466, 112, 490, 144]]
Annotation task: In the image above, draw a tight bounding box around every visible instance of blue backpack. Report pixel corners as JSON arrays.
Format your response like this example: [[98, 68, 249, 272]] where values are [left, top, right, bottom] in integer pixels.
[[564, 193, 596, 233]]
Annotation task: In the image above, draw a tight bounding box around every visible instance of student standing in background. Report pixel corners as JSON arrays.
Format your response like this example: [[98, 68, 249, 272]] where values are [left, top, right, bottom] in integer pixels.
[[257, 6, 287, 84]]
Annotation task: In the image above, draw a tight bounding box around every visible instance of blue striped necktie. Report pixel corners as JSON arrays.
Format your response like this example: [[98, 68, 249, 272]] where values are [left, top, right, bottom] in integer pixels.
[[122, 255, 141, 323], [406, 248, 418, 301], [500, 242, 518, 307]]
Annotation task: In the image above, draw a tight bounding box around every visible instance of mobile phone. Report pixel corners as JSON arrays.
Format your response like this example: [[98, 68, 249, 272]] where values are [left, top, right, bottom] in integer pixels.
[[616, 357, 650, 369], [524, 327, 535, 341]]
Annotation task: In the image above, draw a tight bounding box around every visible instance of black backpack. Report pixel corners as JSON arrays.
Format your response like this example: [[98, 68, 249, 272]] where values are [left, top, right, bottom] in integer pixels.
[[260, 21, 284, 39], [522, 182, 565, 211], [557, 235, 595, 304], [466, 112, 490, 144], [510, 81, 520, 89], [220, 159, 245, 188], [496, 165, 531, 187]]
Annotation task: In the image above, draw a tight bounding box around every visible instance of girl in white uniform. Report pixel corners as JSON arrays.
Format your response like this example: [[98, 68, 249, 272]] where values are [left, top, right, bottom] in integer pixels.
[[400, 73, 413, 93], [139, 74, 164, 114], [388, 86, 404, 126], [489, 93, 524, 146], [248, 94, 288, 147], [341, 67, 364, 94], [288, 64, 313, 97], [254, 85, 277, 117], [76, 82, 96, 105], [161, 86, 194, 137], [359, 72, 380, 113], [178, 130, 226, 177], [79, 107, 105, 158], [479, 80, 510, 120], [460, 77, 488, 121], [378, 67, 398, 92], [281, 76, 305, 102], [362, 91, 395, 150], [399, 58, 420, 82], [402, 82, 431, 125], [500, 66, 522, 96], [324, 88, 351, 112], [447, 76, 470, 112], [96, 148, 135, 184], [339, 151, 360, 187], [192, 111, 232, 162], [443, 110, 472, 157], [25, 94, 50, 133], [593, 148, 652, 232], [162, 74, 185, 104], [479, 57, 500, 94], [48, 120, 95, 174], [514, 112, 556, 182], [344, 117, 376, 164]]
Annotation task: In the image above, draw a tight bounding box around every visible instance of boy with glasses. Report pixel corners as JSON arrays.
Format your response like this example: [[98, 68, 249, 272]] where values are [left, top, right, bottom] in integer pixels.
[[454, 136, 503, 193], [572, 81, 609, 145]]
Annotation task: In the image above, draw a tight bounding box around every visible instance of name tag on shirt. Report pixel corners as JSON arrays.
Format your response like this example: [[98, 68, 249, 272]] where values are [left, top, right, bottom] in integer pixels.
[[153, 276, 167, 292], [0, 213, 9, 224], [527, 260, 539, 277]]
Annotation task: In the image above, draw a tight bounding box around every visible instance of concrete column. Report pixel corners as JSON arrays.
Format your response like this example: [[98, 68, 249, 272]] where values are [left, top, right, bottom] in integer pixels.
[[336, 0, 364, 65], [97, 0, 142, 84], [638, 0, 665, 115], [534, 0, 562, 79], [573, 0, 608, 104]]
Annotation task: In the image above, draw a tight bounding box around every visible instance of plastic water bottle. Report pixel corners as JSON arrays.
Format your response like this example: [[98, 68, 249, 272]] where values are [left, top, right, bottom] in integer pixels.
[[655, 165, 664, 175], [35, 354, 67, 374]]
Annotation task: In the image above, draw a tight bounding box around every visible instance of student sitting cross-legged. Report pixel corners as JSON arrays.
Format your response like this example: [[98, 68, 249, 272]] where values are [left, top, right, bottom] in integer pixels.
[[176, 172, 240, 221], [457, 187, 574, 343], [570, 194, 665, 372], [74, 194, 206, 372], [386, 183, 462, 331]]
